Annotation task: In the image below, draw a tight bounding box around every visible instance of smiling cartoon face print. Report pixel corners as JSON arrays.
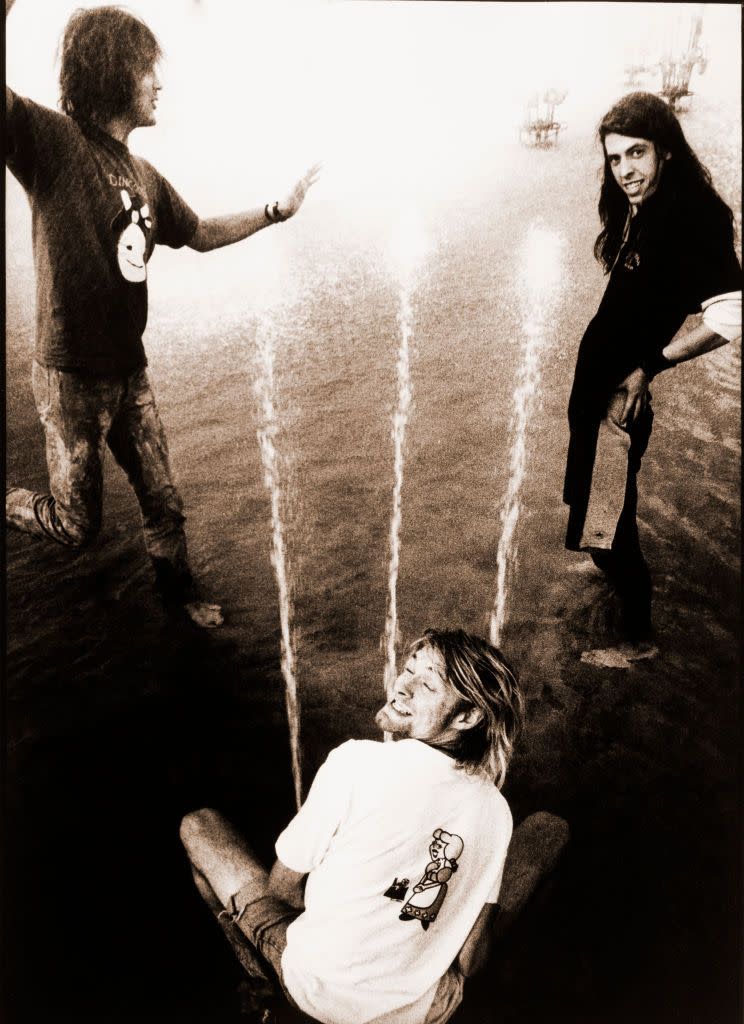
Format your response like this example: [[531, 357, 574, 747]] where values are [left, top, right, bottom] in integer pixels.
[[113, 189, 152, 283]]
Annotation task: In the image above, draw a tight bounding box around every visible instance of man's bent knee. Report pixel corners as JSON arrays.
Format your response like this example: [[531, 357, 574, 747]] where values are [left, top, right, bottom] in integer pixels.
[[180, 807, 226, 852], [7, 489, 101, 548], [180, 809, 267, 907], [55, 514, 100, 548]]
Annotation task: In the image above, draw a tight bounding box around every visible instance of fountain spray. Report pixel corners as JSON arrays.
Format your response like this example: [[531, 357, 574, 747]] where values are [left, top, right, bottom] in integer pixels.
[[490, 222, 563, 647], [255, 314, 303, 810]]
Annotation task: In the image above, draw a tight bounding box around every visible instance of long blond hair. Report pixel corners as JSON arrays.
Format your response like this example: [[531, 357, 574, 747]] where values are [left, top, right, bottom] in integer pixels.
[[411, 629, 524, 788]]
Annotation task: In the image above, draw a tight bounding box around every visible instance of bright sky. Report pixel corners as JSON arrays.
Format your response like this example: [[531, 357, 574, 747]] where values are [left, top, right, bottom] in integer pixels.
[[6, 1, 740, 210]]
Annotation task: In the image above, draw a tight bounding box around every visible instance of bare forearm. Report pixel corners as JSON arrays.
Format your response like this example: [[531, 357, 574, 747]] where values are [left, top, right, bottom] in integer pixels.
[[188, 165, 319, 252], [662, 321, 729, 366], [267, 859, 306, 910], [188, 207, 272, 253]]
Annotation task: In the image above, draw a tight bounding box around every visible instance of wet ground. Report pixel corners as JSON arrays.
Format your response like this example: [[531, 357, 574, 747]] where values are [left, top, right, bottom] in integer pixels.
[[4, 93, 742, 1022]]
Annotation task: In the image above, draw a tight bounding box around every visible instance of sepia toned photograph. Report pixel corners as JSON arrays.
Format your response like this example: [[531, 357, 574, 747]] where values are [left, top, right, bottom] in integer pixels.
[[4, 2, 741, 1022]]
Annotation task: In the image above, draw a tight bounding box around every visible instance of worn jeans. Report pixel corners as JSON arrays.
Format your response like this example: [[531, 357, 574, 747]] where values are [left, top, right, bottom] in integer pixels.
[[194, 853, 463, 1024], [584, 392, 653, 640], [7, 362, 194, 598]]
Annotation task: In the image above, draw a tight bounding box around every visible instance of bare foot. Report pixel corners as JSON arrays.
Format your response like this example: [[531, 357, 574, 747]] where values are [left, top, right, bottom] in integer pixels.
[[184, 600, 224, 628], [580, 642, 658, 669]]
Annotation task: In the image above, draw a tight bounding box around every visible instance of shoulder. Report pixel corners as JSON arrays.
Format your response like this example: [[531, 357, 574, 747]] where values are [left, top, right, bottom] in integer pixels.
[[7, 88, 76, 134], [470, 776, 513, 831], [325, 738, 380, 770], [7, 89, 70, 136], [129, 153, 163, 192], [666, 189, 734, 248]]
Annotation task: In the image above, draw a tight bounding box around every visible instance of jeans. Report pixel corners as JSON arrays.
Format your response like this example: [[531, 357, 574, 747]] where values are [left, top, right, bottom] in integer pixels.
[[589, 396, 653, 640], [7, 362, 195, 599], [191, 855, 306, 1015], [195, 857, 463, 1024]]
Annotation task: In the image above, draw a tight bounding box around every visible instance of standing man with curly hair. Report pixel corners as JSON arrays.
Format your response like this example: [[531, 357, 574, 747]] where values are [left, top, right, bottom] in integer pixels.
[[564, 91, 741, 658], [5, 1, 318, 626]]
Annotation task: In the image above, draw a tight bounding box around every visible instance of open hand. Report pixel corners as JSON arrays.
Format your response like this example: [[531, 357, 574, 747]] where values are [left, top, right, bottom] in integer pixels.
[[613, 367, 650, 429], [276, 163, 321, 220]]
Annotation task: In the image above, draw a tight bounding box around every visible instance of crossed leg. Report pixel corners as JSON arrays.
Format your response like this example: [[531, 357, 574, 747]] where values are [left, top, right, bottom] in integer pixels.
[[180, 808, 269, 908], [180, 808, 300, 1010]]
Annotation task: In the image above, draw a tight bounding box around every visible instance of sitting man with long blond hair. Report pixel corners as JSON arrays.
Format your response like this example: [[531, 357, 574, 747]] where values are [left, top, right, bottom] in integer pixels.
[[181, 628, 524, 1024]]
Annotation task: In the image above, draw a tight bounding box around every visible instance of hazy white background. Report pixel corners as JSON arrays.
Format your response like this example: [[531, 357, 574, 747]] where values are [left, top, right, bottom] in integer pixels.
[[6, 2, 741, 307], [6, 2, 740, 199]]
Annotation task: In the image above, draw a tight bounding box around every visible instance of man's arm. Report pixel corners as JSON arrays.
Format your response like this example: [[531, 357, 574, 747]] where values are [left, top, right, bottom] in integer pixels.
[[616, 321, 732, 429], [188, 164, 320, 253], [456, 902, 499, 978], [268, 858, 307, 910], [660, 320, 732, 366]]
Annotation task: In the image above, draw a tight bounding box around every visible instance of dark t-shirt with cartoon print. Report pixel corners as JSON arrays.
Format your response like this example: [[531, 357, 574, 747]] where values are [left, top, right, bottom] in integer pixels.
[[6, 88, 198, 375]]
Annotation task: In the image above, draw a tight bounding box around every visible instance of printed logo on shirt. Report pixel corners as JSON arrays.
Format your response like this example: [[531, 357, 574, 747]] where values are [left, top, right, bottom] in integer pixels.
[[108, 173, 141, 192], [112, 188, 152, 283], [386, 828, 464, 931], [623, 250, 641, 271]]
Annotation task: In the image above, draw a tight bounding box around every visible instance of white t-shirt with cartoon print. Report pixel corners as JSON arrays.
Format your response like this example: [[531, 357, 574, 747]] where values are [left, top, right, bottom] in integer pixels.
[[276, 738, 513, 1024]]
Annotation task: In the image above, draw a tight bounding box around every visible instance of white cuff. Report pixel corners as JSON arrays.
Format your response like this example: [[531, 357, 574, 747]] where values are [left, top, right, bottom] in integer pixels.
[[701, 291, 741, 342]]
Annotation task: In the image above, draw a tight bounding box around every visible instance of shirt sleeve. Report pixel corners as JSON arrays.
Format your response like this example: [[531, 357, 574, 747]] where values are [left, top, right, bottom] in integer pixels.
[[701, 291, 742, 342], [683, 202, 742, 312], [151, 169, 199, 249], [5, 88, 68, 195], [275, 741, 357, 874]]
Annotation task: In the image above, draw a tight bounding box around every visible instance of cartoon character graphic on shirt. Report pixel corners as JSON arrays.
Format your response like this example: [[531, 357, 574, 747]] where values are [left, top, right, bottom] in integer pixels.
[[394, 828, 464, 931], [112, 188, 152, 283]]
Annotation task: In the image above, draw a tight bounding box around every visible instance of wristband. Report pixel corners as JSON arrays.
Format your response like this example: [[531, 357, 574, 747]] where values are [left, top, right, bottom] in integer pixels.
[[264, 201, 288, 224]]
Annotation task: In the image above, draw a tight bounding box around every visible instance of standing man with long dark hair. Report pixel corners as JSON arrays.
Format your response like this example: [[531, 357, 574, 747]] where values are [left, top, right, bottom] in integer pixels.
[[564, 91, 741, 657], [5, 1, 318, 627]]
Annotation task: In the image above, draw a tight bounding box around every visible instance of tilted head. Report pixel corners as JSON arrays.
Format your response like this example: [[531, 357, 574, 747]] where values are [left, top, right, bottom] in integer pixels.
[[430, 828, 464, 862], [59, 6, 162, 126], [599, 91, 687, 180], [593, 91, 732, 270], [375, 628, 524, 788]]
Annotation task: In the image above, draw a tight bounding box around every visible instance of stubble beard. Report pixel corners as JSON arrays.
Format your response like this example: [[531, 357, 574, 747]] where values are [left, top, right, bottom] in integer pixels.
[[375, 704, 409, 735]]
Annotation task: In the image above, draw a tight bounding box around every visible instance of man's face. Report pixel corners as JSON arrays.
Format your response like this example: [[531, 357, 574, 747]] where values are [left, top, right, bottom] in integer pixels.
[[604, 132, 668, 207], [131, 66, 161, 128], [375, 646, 464, 743]]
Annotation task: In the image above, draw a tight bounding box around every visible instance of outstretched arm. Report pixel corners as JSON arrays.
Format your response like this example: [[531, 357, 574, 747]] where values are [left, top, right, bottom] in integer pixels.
[[188, 163, 320, 253], [6, 0, 17, 118]]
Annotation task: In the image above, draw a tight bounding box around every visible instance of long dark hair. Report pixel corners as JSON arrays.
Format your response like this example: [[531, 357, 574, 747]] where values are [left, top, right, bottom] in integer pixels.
[[594, 91, 734, 272], [410, 629, 524, 788], [59, 6, 162, 125]]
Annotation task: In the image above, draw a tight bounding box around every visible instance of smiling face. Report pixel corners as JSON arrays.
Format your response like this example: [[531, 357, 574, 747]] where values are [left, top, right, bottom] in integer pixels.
[[117, 221, 147, 282], [375, 645, 468, 744], [604, 132, 669, 207], [130, 65, 161, 128], [429, 835, 446, 861]]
